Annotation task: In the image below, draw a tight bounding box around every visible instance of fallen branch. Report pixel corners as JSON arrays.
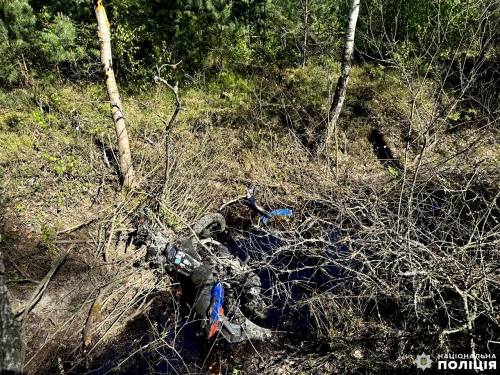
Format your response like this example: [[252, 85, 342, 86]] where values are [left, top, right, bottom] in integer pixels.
[[83, 283, 114, 347], [20, 247, 72, 361], [6, 278, 40, 284], [218, 195, 247, 211], [55, 203, 119, 235], [19, 248, 72, 325], [103, 215, 117, 262]]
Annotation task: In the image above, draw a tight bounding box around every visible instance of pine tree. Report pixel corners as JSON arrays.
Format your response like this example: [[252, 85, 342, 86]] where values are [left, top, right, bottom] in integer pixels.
[[0, 0, 36, 84]]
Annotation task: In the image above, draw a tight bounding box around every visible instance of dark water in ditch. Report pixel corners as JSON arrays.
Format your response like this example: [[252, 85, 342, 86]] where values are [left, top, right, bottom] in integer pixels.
[[88, 226, 352, 375]]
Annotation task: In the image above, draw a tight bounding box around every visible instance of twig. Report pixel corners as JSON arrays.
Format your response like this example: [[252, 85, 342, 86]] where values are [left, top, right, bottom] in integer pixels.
[[20, 247, 72, 361], [19, 248, 72, 325], [108, 341, 153, 375], [120, 296, 156, 326], [153, 71, 187, 203], [152, 76, 187, 120], [86, 288, 142, 356], [157, 61, 182, 75], [157, 202, 218, 259], [218, 195, 247, 211], [103, 215, 117, 262], [6, 278, 40, 284], [56, 204, 115, 234], [7, 259, 32, 280], [151, 212, 175, 238], [55, 240, 98, 244], [23, 285, 97, 370]]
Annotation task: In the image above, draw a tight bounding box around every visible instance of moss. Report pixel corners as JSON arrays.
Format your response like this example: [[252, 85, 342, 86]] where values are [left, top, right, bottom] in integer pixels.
[[0, 112, 30, 132], [0, 133, 34, 164]]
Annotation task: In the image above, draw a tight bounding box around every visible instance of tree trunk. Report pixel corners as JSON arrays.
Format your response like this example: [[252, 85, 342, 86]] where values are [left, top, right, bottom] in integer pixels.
[[93, 0, 135, 187], [323, 0, 361, 150], [302, 0, 309, 67], [0, 252, 23, 374]]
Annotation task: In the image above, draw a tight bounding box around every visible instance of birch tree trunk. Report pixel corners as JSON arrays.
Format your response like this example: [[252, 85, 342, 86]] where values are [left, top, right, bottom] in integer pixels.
[[0, 252, 23, 374], [323, 0, 361, 151], [93, 0, 135, 187]]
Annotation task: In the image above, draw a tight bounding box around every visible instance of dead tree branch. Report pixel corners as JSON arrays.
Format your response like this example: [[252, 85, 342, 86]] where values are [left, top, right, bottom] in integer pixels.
[[153, 64, 187, 203]]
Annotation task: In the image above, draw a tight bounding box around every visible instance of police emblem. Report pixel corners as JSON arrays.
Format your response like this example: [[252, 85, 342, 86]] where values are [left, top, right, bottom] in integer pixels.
[[415, 353, 433, 370]]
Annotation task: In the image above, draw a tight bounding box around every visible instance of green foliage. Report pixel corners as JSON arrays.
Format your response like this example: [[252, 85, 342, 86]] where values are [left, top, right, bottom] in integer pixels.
[[0, 113, 25, 132], [206, 70, 252, 106], [0, 0, 350, 83], [0, 0, 493, 90], [37, 9, 84, 64], [32, 109, 49, 128], [29, 0, 92, 24], [284, 65, 329, 107], [159, 209, 180, 231], [38, 223, 56, 254], [0, 0, 35, 44], [0, 0, 36, 83], [0, 133, 33, 164], [41, 152, 78, 176], [0, 87, 32, 109], [447, 112, 460, 122], [387, 166, 399, 179], [359, 0, 489, 68], [0, 1, 85, 85]]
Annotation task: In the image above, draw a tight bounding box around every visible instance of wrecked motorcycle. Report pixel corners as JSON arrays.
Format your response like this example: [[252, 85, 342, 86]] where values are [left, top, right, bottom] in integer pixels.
[[134, 210, 273, 343]]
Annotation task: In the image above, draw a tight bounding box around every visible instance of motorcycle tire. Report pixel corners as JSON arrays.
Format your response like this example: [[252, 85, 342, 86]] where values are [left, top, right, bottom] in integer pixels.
[[193, 213, 226, 239]]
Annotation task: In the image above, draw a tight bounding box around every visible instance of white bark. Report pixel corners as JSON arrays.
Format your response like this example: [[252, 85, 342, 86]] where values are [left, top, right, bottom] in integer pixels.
[[324, 0, 361, 150], [0, 252, 23, 374], [94, 0, 135, 187]]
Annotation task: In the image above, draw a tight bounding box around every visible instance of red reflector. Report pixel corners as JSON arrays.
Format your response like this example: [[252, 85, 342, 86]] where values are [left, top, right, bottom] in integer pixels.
[[208, 321, 219, 338]]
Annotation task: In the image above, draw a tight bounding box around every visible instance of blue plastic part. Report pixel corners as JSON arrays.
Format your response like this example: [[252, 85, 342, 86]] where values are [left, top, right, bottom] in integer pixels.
[[262, 209, 294, 226], [248, 197, 257, 208], [245, 196, 267, 215], [167, 247, 177, 261], [210, 282, 224, 324]]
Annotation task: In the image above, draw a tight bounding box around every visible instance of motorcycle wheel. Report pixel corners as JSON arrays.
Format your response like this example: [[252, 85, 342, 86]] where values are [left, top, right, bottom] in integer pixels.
[[193, 213, 226, 239]]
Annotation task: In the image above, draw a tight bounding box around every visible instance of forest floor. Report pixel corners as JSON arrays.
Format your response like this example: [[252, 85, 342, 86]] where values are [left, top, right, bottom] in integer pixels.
[[1, 63, 499, 374]]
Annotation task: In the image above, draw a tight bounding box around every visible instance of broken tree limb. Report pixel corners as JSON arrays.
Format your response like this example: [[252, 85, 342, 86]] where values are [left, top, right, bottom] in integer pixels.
[[20, 247, 72, 362], [153, 69, 187, 203], [83, 283, 114, 347], [218, 195, 247, 211], [19, 249, 72, 326]]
